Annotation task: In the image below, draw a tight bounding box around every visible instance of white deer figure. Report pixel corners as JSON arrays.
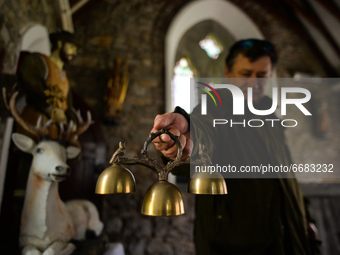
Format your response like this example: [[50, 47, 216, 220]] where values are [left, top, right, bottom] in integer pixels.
[[5, 91, 104, 255]]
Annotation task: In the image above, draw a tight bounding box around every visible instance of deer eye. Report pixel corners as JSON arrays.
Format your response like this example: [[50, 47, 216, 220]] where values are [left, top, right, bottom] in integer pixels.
[[36, 148, 44, 154]]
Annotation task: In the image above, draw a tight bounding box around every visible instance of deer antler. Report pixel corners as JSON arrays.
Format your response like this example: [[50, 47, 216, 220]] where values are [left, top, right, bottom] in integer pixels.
[[63, 109, 92, 142], [2, 87, 9, 110], [75, 110, 92, 136], [3, 88, 92, 143], [3, 88, 60, 141], [4, 89, 40, 140]]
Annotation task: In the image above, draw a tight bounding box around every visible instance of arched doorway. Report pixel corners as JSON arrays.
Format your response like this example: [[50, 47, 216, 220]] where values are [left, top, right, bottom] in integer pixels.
[[165, 0, 264, 112]]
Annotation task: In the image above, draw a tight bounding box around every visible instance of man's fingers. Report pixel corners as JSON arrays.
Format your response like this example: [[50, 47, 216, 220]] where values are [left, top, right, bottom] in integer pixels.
[[151, 112, 191, 160], [159, 133, 170, 143], [160, 144, 179, 160], [152, 113, 176, 132], [153, 138, 173, 151], [151, 113, 188, 134], [162, 134, 188, 160], [152, 134, 169, 144], [153, 128, 180, 145]]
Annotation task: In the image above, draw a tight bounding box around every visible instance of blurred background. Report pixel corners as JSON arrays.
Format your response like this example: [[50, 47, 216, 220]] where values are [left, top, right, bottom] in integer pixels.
[[0, 0, 339, 254]]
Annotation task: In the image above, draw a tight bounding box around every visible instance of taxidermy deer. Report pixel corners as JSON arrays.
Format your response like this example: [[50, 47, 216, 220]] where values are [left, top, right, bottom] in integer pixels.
[[4, 90, 104, 255]]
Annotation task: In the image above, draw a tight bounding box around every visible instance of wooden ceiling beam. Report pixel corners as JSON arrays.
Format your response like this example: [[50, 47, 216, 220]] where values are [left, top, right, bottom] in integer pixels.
[[315, 0, 340, 23], [256, 0, 338, 76], [71, 0, 100, 24], [255, 0, 309, 37], [71, 0, 90, 14], [284, 0, 340, 60]]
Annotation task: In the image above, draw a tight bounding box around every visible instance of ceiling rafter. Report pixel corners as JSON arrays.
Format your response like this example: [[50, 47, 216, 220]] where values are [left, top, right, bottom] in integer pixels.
[[315, 0, 340, 23], [256, 0, 338, 76], [70, 0, 90, 14], [284, 0, 340, 60], [69, 0, 100, 24]]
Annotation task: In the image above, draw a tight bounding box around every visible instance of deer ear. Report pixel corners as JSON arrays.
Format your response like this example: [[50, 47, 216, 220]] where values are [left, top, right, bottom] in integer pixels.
[[12, 133, 36, 153], [66, 146, 81, 159]]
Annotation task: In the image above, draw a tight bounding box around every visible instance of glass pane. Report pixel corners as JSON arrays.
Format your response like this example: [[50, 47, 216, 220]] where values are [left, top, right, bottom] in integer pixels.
[[171, 58, 196, 113], [199, 34, 223, 59]]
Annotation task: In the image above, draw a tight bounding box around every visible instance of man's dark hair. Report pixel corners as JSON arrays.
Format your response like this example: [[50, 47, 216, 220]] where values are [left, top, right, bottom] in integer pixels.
[[225, 39, 277, 71], [49, 30, 77, 51]]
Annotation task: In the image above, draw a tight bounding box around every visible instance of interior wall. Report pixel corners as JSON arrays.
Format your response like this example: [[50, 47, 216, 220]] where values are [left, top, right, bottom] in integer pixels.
[[0, 1, 338, 255], [0, 1, 58, 74]]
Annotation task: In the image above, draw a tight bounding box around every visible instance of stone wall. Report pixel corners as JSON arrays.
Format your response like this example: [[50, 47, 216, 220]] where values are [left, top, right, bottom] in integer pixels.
[[229, 0, 328, 77], [0, 0, 58, 74], [67, 1, 195, 254], [0, 1, 339, 255]]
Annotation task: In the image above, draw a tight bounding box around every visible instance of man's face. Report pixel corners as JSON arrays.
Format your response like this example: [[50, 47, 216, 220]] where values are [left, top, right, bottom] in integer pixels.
[[225, 53, 272, 103], [59, 42, 77, 64]]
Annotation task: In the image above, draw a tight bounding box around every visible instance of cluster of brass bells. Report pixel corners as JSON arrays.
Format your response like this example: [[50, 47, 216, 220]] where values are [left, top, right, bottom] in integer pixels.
[[95, 129, 227, 216]]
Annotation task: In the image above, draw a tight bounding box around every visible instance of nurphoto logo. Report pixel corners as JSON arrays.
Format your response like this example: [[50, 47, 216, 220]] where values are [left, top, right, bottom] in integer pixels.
[[197, 82, 312, 128]]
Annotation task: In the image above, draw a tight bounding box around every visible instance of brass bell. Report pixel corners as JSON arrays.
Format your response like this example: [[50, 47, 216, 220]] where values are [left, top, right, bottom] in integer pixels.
[[141, 180, 185, 216], [95, 163, 136, 194], [188, 171, 227, 195], [95, 129, 227, 217]]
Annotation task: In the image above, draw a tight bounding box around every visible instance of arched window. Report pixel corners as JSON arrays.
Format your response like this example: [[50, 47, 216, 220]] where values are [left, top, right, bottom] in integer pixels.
[[165, 0, 264, 113], [199, 34, 223, 60], [171, 57, 195, 113]]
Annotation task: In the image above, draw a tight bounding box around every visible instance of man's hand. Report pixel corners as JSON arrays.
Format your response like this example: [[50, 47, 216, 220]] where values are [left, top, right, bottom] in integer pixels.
[[151, 113, 192, 160]]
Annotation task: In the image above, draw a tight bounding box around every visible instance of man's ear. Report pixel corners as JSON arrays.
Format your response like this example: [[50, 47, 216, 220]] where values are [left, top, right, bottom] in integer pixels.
[[224, 66, 230, 78], [12, 133, 36, 153]]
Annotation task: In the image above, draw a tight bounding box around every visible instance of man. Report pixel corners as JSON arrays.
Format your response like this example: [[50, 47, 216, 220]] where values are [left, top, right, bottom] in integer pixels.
[[152, 39, 311, 254]]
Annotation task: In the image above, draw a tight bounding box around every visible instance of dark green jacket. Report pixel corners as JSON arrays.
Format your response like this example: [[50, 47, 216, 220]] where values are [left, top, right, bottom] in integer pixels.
[[174, 90, 309, 255]]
